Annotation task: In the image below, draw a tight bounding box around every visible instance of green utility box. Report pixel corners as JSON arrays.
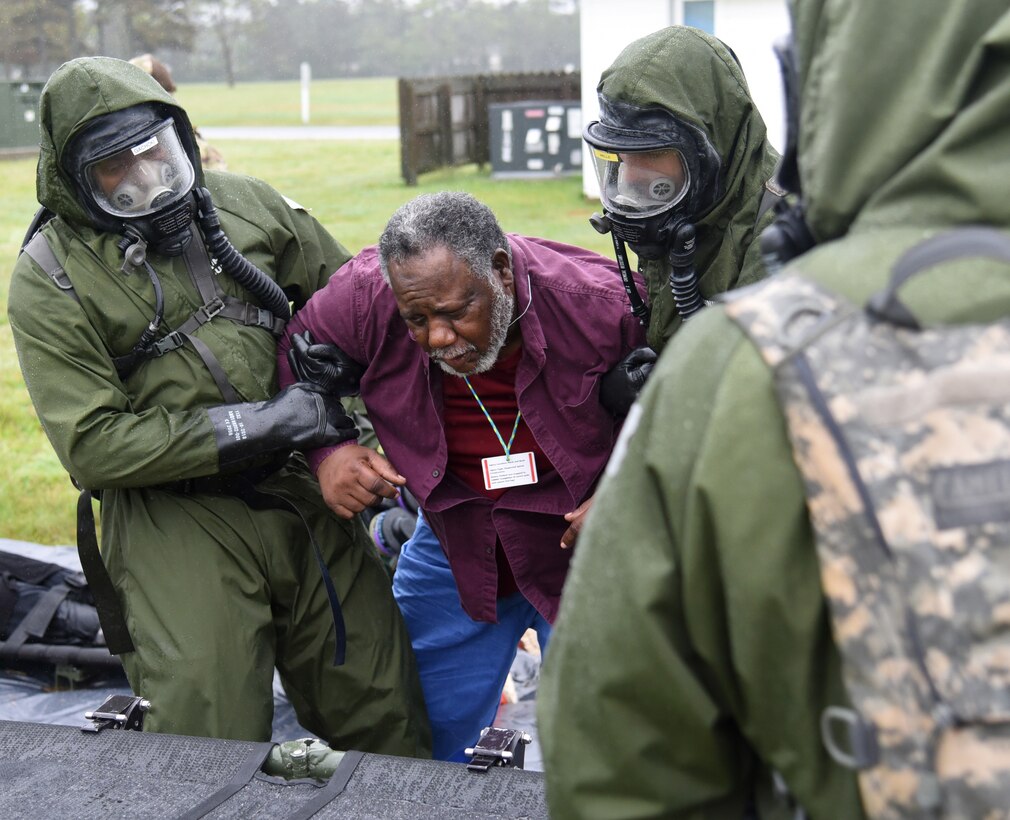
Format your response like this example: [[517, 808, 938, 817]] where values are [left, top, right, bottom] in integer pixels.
[[0, 81, 44, 150]]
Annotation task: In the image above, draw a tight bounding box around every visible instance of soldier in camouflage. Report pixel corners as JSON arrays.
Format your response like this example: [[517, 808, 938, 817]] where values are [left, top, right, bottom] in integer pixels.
[[539, 0, 1010, 817]]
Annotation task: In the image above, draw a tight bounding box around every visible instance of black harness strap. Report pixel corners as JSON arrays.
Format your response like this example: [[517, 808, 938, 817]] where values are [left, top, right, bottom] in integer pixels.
[[174, 741, 276, 820], [282, 750, 364, 820], [157, 463, 348, 667], [113, 232, 284, 392], [22, 229, 283, 390], [185, 331, 241, 403], [76, 489, 135, 655], [23, 231, 79, 302]]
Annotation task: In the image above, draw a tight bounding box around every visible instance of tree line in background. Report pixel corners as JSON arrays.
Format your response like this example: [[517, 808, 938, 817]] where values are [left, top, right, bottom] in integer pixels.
[[1, 0, 580, 84]]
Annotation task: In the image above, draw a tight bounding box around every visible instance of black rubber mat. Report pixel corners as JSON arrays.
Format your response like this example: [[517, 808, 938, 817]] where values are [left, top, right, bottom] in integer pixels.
[[0, 720, 548, 819]]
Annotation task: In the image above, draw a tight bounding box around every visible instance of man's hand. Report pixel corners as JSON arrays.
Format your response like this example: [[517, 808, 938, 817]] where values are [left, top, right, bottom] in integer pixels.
[[600, 346, 657, 417], [287, 330, 365, 397], [561, 497, 594, 549], [317, 444, 406, 519]]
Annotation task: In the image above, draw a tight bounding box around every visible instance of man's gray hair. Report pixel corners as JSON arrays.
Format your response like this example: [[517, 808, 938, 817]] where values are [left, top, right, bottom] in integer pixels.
[[378, 191, 511, 284]]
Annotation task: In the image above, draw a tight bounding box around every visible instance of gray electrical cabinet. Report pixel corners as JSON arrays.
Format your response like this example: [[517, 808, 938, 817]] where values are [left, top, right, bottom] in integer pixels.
[[489, 100, 582, 178], [0, 81, 43, 150]]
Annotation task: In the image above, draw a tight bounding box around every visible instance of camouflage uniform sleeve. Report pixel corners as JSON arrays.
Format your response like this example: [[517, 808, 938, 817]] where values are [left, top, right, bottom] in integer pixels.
[[538, 306, 864, 819]]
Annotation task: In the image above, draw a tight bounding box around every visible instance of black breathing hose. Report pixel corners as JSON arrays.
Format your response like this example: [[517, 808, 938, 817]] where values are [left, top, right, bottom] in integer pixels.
[[193, 187, 291, 322], [667, 223, 705, 321]]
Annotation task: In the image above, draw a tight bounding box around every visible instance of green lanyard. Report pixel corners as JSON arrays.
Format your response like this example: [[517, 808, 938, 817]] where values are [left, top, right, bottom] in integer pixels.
[[463, 376, 521, 461]]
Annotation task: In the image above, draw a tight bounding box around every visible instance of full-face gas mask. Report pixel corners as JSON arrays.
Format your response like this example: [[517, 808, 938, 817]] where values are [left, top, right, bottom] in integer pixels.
[[592, 146, 690, 226], [585, 97, 721, 261], [585, 97, 723, 323], [59, 102, 291, 380], [64, 103, 197, 256]]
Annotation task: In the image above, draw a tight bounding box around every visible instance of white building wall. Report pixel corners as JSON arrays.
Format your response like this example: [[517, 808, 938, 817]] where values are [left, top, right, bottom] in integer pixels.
[[579, 0, 790, 199], [713, 0, 791, 151]]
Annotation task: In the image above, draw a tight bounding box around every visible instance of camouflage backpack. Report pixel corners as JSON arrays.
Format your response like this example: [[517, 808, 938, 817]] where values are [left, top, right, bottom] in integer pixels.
[[725, 227, 1010, 819]]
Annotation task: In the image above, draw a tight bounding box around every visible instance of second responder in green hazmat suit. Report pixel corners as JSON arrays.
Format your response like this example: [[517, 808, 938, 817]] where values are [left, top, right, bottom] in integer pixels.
[[8, 56, 430, 755], [540, 0, 1010, 817], [587, 26, 783, 416]]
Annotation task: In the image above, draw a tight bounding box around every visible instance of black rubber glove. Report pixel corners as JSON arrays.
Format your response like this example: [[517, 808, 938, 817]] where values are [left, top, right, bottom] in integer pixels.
[[287, 330, 365, 397], [599, 346, 658, 417], [207, 383, 359, 468]]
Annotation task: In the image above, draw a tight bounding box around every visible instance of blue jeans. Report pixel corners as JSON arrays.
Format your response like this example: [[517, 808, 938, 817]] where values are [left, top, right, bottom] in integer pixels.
[[392, 510, 552, 761]]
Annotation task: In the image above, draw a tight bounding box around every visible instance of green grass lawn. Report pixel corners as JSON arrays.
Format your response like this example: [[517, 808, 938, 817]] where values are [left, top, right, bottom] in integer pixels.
[[0, 77, 614, 546], [175, 77, 399, 127]]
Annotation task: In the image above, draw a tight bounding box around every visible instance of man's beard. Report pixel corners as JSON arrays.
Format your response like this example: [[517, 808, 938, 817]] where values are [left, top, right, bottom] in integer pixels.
[[431, 275, 515, 377]]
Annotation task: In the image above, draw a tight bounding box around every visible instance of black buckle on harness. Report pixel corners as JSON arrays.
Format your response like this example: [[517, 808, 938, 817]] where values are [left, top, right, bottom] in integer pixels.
[[246, 305, 285, 336], [82, 694, 150, 733], [464, 726, 531, 772], [152, 331, 186, 357], [195, 296, 226, 325], [255, 307, 274, 328]]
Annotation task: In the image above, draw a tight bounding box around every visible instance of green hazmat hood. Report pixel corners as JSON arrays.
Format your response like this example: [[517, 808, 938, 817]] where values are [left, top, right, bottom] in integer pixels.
[[790, 0, 1010, 243], [35, 56, 203, 229]]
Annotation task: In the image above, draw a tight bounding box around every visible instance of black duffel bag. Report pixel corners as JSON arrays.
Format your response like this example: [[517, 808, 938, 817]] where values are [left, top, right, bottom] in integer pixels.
[[0, 550, 103, 651]]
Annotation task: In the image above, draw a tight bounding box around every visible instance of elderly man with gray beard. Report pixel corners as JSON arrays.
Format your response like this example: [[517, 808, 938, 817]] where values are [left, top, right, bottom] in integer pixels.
[[278, 191, 646, 760]]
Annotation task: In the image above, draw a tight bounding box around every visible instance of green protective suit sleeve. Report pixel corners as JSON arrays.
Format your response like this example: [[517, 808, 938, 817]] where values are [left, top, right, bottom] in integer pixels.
[[538, 304, 863, 819]]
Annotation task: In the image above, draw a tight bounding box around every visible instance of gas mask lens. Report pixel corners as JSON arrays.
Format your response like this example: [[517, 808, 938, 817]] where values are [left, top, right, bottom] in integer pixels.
[[85, 121, 194, 219], [592, 147, 689, 218]]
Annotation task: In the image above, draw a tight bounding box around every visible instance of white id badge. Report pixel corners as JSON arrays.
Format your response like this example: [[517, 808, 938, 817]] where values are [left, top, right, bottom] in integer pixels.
[[481, 452, 538, 490]]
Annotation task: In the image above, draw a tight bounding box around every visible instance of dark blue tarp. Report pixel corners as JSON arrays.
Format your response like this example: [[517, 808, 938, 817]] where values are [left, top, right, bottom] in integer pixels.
[[0, 539, 543, 768], [0, 538, 310, 742]]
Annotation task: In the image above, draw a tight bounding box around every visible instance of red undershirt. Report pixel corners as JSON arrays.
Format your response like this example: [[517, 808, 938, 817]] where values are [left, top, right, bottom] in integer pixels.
[[442, 345, 555, 598]]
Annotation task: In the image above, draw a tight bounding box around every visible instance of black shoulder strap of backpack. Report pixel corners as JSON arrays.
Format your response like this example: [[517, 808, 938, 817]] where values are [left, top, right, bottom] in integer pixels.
[[18, 220, 133, 654], [20, 205, 56, 251], [22, 230, 80, 304]]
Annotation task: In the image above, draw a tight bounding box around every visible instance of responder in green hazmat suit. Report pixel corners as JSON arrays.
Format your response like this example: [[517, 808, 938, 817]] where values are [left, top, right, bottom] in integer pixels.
[[540, 0, 1010, 816], [588, 26, 782, 416], [8, 56, 431, 755]]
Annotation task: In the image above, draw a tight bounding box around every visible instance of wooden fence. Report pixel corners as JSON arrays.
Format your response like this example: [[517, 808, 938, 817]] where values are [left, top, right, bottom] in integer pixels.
[[398, 71, 581, 185]]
